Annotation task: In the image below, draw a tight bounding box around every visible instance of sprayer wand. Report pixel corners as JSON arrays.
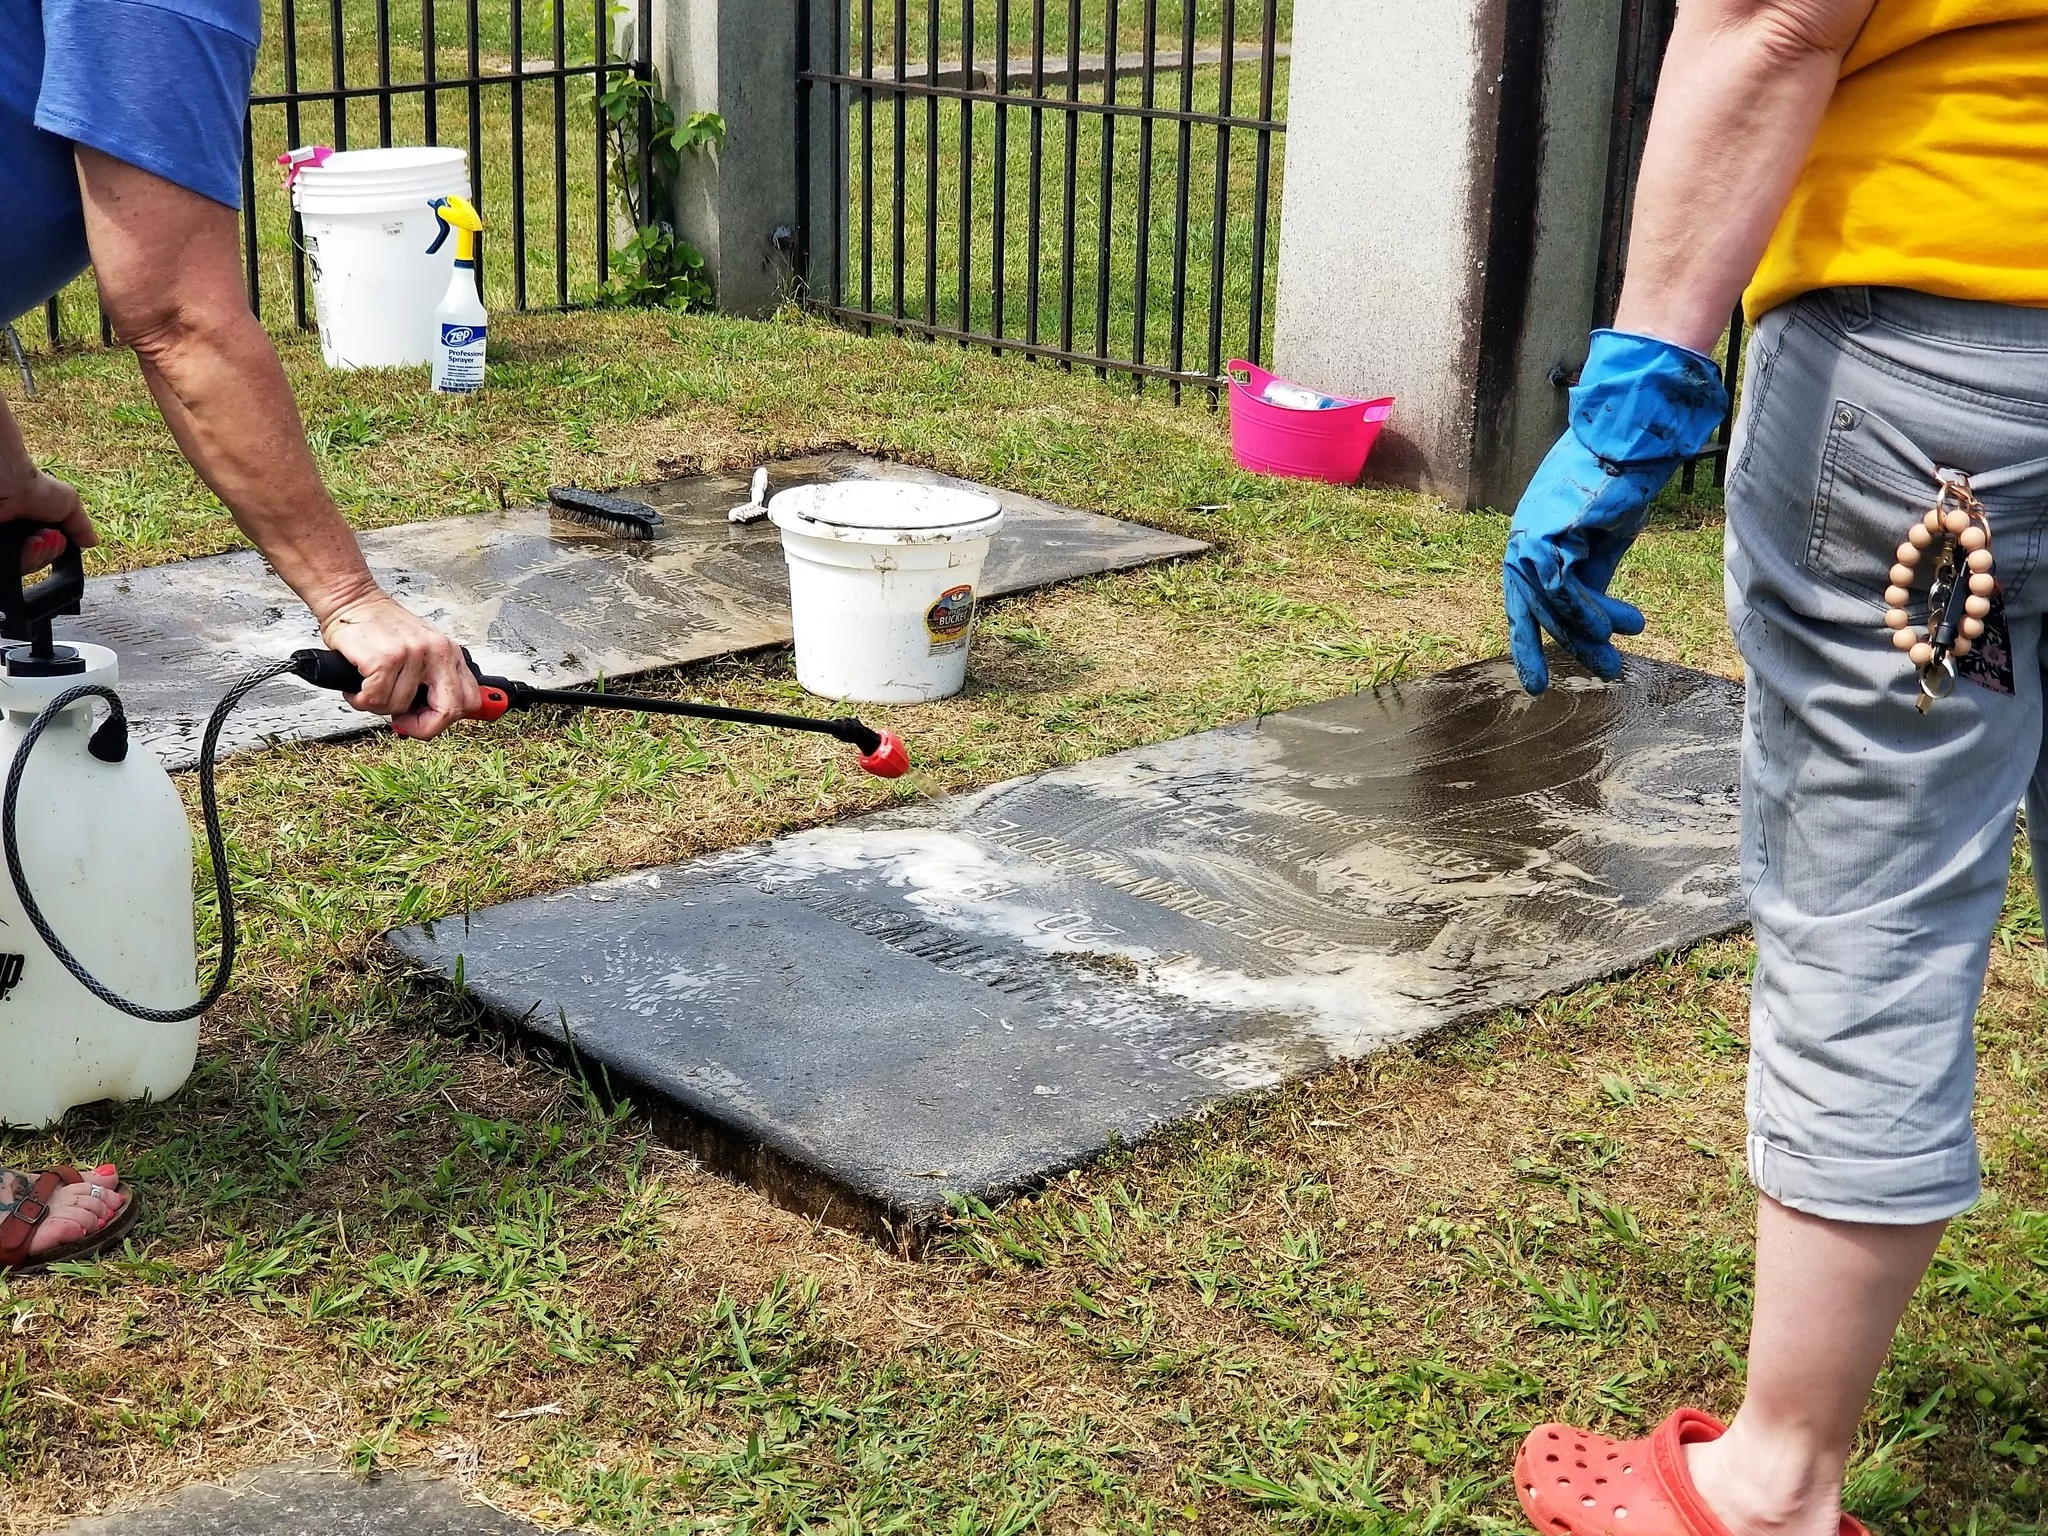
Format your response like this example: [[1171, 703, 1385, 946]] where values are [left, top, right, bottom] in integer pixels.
[[287, 648, 912, 778]]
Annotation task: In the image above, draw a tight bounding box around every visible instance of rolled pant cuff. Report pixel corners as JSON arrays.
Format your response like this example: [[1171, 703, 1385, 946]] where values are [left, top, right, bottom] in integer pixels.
[[1748, 1132, 1980, 1225]]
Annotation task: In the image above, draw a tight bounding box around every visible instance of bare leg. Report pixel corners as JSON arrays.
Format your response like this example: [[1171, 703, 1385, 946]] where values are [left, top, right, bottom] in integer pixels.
[[1686, 1196, 1945, 1536]]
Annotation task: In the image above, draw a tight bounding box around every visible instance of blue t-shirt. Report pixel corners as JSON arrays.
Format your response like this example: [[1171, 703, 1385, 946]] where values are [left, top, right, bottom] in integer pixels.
[[0, 0, 260, 324]]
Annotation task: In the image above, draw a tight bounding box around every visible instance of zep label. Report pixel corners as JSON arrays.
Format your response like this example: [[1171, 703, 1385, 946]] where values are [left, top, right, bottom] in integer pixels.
[[925, 584, 975, 655], [434, 323, 487, 393]]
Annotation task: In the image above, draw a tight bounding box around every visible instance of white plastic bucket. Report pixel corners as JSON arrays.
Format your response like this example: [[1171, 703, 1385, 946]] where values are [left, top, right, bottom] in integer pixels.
[[292, 147, 469, 369], [769, 482, 1005, 703]]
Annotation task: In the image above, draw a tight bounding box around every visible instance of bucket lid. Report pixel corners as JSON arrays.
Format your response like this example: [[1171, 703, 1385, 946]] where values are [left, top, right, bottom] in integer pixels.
[[768, 482, 1004, 543], [304, 146, 467, 178], [293, 146, 469, 211]]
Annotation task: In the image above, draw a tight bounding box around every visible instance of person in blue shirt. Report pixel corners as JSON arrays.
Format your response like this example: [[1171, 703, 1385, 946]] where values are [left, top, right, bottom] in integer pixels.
[[0, 0, 482, 1269]]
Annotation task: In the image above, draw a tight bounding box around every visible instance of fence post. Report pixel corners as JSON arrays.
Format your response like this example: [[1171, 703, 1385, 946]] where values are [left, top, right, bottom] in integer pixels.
[[646, 0, 842, 317], [1273, 0, 1627, 510]]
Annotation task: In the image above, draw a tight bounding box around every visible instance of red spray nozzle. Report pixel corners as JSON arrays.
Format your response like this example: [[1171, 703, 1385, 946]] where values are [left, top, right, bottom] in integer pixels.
[[857, 729, 910, 779]]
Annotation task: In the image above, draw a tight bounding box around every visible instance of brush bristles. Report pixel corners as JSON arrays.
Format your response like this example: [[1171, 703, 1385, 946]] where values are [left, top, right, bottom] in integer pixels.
[[550, 502, 656, 540], [546, 485, 663, 540]]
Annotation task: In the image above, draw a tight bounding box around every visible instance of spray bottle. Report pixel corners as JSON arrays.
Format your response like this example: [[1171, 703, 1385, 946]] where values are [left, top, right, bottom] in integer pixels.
[[427, 195, 487, 394]]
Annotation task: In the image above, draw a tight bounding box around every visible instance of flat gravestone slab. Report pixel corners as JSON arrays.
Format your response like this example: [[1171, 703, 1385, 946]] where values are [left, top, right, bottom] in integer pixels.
[[65, 454, 1206, 769], [51, 1463, 547, 1535], [389, 657, 1743, 1247]]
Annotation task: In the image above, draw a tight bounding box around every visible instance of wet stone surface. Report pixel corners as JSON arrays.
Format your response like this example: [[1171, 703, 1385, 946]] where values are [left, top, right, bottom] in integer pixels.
[[64, 454, 1207, 769], [389, 657, 1745, 1247], [51, 1462, 546, 1534]]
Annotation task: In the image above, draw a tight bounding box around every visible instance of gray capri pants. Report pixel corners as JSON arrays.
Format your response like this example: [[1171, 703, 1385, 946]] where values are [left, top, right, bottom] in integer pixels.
[[1727, 285, 2048, 1225]]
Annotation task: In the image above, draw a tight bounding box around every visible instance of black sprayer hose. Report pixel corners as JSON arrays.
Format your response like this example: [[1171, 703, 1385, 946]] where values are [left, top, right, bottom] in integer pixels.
[[0, 657, 298, 1023]]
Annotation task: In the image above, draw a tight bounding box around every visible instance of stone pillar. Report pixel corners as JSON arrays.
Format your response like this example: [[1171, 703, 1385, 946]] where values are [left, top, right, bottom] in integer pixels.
[[650, 0, 842, 318], [1273, 0, 1626, 510]]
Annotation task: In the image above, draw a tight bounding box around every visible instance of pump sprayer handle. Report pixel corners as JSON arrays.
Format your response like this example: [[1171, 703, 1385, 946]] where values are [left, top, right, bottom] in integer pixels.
[[0, 521, 84, 645]]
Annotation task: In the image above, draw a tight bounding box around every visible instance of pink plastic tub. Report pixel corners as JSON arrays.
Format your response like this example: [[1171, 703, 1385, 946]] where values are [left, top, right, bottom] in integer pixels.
[[1227, 360, 1394, 485]]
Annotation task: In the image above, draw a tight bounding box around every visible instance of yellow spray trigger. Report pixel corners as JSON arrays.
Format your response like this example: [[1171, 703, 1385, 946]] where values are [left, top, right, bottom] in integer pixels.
[[426, 195, 484, 262]]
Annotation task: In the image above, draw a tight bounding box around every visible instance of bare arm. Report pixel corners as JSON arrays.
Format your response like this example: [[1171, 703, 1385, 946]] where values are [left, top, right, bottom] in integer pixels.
[[72, 146, 479, 735], [0, 394, 95, 572], [1613, 0, 1876, 352]]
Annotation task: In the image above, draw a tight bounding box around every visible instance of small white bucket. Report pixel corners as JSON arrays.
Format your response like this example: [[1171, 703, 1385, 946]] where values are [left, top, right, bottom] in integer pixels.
[[769, 482, 1005, 703], [292, 147, 469, 369]]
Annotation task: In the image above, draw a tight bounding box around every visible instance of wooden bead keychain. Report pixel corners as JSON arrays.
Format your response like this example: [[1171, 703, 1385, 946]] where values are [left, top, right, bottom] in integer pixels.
[[1884, 467, 1994, 713]]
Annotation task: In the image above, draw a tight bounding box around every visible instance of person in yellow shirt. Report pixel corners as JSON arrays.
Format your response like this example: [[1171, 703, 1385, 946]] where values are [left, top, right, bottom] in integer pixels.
[[1502, 4, 2048, 1534]]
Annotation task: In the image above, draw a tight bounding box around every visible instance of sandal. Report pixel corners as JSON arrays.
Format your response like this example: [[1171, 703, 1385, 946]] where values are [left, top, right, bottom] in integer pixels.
[[0, 1165, 142, 1275], [1515, 1408, 1869, 1536]]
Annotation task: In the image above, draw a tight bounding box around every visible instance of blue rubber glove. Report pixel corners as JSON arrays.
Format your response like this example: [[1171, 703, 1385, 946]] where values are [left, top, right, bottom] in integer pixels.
[[1503, 329, 1729, 693]]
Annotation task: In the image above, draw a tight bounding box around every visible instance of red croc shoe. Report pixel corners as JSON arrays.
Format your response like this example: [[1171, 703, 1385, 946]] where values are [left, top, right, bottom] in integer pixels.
[[1514, 1408, 1869, 1536]]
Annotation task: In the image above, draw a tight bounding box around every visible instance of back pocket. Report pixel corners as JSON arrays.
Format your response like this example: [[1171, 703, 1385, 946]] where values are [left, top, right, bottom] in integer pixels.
[[1807, 401, 2048, 605]]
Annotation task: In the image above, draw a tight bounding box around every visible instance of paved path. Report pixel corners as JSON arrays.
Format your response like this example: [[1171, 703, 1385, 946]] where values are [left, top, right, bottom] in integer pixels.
[[52, 1464, 548, 1535]]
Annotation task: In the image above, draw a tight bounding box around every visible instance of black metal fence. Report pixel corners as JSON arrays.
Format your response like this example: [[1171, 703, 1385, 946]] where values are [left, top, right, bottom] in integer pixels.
[[796, 0, 1290, 400], [1599, 0, 1742, 492], [31, 0, 650, 349]]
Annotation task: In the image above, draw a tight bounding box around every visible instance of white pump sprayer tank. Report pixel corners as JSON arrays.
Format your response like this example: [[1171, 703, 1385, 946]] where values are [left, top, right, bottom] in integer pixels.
[[0, 541, 199, 1129]]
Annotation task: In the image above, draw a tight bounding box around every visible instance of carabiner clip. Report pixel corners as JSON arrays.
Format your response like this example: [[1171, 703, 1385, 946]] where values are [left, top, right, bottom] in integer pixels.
[[1917, 654, 1957, 713]]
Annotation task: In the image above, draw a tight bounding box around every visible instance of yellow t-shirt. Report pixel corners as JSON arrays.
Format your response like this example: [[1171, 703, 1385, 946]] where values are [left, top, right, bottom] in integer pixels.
[[1745, 2, 2048, 320]]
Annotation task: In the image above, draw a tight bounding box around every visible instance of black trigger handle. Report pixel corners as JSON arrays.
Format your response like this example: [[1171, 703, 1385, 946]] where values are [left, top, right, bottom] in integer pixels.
[[0, 522, 84, 646]]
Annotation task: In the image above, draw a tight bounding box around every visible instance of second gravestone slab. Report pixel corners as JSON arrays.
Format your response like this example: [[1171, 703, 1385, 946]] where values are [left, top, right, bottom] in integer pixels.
[[391, 657, 1745, 1247], [66, 454, 1206, 768]]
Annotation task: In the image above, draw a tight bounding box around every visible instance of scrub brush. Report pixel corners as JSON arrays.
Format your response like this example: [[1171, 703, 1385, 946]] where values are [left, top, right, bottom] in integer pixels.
[[547, 485, 664, 539], [728, 467, 770, 524]]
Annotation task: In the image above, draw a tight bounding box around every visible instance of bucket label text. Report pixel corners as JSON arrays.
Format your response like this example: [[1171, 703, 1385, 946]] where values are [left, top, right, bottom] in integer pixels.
[[925, 585, 975, 655]]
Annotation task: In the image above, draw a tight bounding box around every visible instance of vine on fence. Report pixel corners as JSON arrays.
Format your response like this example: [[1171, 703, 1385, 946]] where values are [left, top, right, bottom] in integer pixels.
[[597, 72, 725, 311]]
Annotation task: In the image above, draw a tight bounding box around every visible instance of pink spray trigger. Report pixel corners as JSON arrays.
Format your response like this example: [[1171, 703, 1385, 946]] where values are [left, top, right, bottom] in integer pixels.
[[858, 729, 910, 779], [277, 145, 333, 187]]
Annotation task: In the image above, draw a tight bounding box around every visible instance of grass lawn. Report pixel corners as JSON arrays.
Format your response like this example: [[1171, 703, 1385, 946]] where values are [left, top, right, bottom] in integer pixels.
[[1, 307, 2044, 1536]]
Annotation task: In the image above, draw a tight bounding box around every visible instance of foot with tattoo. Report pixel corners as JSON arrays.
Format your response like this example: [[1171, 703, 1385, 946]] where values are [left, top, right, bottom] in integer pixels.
[[0, 1164, 137, 1272]]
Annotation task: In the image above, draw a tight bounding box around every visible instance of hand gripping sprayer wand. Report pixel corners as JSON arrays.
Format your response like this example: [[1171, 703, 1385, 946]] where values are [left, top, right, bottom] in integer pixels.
[[0, 522, 909, 1032]]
